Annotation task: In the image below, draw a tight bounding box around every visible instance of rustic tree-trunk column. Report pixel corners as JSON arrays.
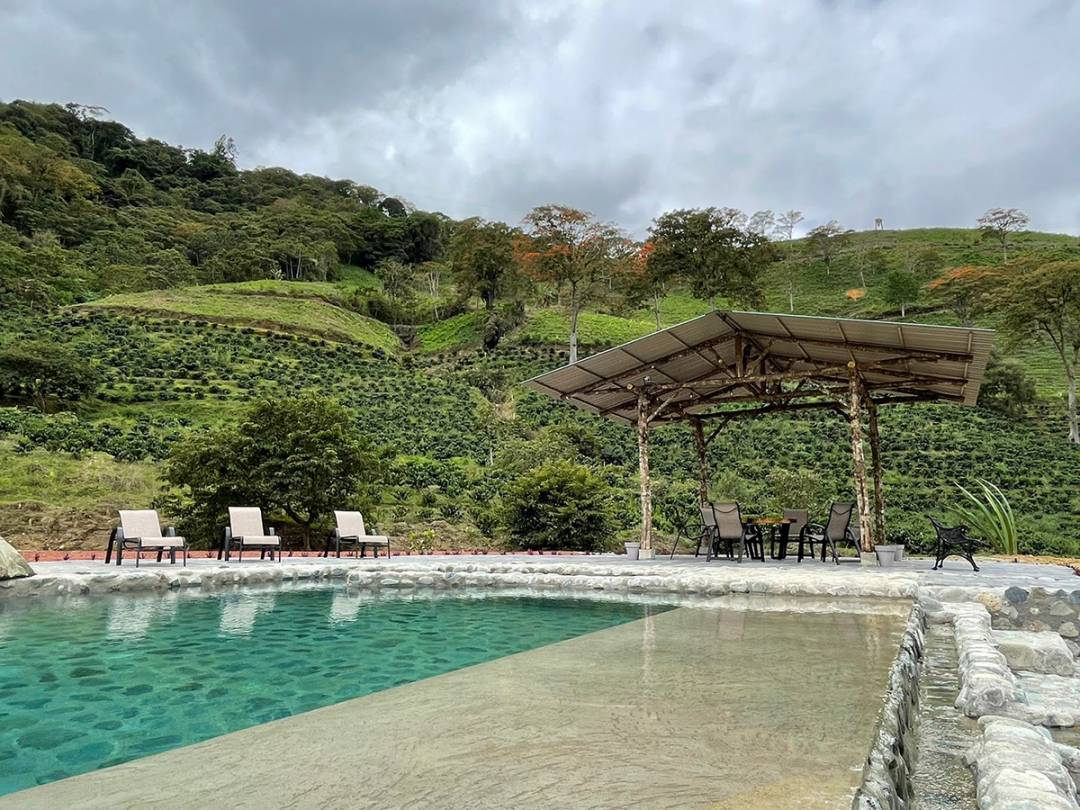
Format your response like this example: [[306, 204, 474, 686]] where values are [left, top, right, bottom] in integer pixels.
[[865, 395, 887, 546], [846, 363, 875, 553], [636, 390, 654, 556], [691, 417, 709, 505]]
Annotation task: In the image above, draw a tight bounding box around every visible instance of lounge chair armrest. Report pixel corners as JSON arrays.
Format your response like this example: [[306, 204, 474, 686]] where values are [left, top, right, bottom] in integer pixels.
[[332, 528, 342, 541], [114, 526, 126, 541], [224, 527, 233, 541]]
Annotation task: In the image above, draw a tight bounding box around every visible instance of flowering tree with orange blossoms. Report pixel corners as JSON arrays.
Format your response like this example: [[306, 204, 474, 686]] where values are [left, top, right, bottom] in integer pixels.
[[620, 240, 671, 329], [518, 205, 634, 362]]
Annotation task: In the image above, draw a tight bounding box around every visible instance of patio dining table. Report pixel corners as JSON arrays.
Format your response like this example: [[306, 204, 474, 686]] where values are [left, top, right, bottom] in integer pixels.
[[746, 516, 797, 561]]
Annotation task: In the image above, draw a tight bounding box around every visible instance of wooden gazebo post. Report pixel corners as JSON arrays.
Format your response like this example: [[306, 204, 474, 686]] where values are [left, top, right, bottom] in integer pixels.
[[636, 386, 655, 559], [846, 362, 875, 553], [865, 396, 887, 546], [691, 417, 709, 506]]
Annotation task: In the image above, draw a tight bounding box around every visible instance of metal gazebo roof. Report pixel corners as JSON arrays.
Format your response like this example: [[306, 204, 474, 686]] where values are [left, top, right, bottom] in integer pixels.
[[524, 310, 994, 425]]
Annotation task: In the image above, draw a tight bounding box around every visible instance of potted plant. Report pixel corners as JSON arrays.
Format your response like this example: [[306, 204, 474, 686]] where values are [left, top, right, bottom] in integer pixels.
[[873, 543, 899, 565]]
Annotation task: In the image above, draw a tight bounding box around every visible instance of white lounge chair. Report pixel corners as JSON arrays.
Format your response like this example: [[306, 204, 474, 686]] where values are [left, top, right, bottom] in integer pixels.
[[322, 510, 390, 559], [224, 507, 282, 562], [107, 510, 188, 567]]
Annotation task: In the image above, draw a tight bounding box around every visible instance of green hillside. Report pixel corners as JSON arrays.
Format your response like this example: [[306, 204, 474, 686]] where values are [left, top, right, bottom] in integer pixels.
[[79, 285, 401, 351], [1, 99, 1077, 556]]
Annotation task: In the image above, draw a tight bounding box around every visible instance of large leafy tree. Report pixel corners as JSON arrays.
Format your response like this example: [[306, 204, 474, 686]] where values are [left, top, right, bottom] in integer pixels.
[[647, 207, 776, 309], [163, 396, 386, 546], [519, 204, 633, 362], [990, 259, 1080, 443], [449, 217, 519, 310], [926, 265, 996, 326]]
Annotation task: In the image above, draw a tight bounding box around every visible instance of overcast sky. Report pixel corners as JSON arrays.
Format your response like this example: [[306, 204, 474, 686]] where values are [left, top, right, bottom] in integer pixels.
[[3, 0, 1079, 236]]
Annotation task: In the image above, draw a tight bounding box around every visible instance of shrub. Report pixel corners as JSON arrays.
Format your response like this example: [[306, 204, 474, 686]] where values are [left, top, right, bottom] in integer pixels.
[[502, 461, 614, 551], [977, 355, 1037, 418]]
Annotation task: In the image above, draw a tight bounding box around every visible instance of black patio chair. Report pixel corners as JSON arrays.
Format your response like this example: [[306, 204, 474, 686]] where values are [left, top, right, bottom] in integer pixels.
[[805, 502, 857, 565], [771, 508, 810, 561], [928, 516, 985, 571], [706, 502, 761, 564], [667, 504, 705, 559]]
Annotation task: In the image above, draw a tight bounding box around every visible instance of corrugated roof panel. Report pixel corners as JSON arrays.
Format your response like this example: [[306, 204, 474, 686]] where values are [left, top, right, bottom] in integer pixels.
[[668, 311, 731, 347], [655, 353, 715, 382], [523, 309, 995, 421], [619, 331, 693, 364], [758, 313, 847, 343], [576, 346, 653, 379]]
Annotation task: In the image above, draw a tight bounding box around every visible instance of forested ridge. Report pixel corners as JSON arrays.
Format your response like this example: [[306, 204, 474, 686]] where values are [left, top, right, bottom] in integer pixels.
[[1, 100, 1077, 556]]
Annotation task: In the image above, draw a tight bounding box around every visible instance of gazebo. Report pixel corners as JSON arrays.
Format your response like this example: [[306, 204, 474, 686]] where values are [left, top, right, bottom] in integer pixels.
[[524, 310, 994, 559]]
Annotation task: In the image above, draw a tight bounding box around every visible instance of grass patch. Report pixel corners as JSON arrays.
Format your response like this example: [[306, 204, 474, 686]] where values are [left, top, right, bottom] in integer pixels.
[[79, 288, 401, 352], [416, 312, 485, 353], [517, 309, 658, 350], [0, 440, 158, 509]]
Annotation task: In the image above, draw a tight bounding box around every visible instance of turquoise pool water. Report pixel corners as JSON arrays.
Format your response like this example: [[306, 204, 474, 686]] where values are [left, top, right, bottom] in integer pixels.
[[0, 586, 663, 796]]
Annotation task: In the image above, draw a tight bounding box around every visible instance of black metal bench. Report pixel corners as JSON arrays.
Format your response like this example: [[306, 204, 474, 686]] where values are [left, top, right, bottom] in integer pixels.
[[928, 516, 986, 571]]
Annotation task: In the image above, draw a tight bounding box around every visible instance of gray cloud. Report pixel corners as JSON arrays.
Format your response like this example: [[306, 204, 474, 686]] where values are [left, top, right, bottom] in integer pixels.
[[2, 0, 1079, 235]]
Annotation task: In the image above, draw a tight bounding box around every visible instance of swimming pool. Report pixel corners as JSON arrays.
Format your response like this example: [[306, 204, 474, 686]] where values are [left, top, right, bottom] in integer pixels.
[[0, 586, 663, 795]]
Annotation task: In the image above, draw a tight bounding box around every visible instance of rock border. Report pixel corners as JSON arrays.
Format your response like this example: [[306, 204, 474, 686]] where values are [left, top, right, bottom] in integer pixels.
[[852, 604, 926, 810], [0, 558, 923, 600]]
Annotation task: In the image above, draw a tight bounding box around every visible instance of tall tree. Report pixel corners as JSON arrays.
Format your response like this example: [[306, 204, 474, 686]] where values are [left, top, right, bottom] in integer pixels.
[[647, 207, 776, 310], [977, 207, 1030, 262], [882, 269, 920, 317], [375, 258, 415, 304], [804, 220, 851, 276], [775, 210, 804, 242], [990, 259, 1080, 443], [519, 205, 632, 362], [449, 218, 518, 311], [746, 209, 775, 237], [624, 241, 668, 328]]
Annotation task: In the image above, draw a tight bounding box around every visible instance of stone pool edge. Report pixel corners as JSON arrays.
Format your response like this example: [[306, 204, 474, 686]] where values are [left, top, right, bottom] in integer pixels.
[[852, 602, 926, 810], [1, 558, 926, 600]]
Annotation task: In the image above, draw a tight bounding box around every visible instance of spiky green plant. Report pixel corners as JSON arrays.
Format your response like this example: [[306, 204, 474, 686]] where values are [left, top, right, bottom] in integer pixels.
[[949, 479, 1019, 555]]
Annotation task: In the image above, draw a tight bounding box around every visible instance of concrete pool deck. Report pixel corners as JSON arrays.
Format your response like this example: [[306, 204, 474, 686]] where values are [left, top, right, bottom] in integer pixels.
[[2, 601, 909, 809]]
